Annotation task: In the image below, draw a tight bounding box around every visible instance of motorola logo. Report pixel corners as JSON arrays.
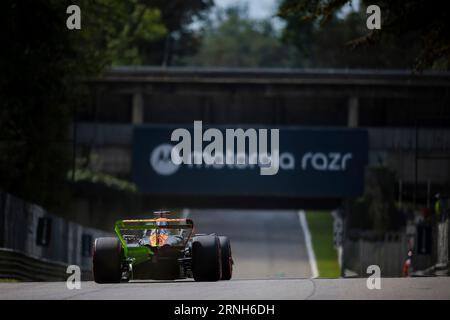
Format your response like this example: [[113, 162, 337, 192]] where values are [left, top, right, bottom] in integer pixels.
[[149, 144, 353, 176], [149, 144, 180, 176]]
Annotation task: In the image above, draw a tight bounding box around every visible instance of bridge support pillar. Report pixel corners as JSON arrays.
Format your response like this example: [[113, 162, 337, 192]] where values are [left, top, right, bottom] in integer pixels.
[[348, 96, 359, 128], [132, 92, 144, 125]]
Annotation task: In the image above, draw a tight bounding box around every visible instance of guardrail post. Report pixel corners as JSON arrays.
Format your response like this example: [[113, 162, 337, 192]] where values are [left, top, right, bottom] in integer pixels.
[[132, 91, 144, 125], [348, 96, 359, 128]]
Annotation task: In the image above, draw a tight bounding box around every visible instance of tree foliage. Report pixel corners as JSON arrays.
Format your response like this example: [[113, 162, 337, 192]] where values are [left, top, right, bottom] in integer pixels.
[[97, 0, 167, 65], [278, 0, 450, 70], [0, 0, 214, 209], [185, 6, 298, 68], [0, 0, 166, 209], [131, 0, 214, 65]]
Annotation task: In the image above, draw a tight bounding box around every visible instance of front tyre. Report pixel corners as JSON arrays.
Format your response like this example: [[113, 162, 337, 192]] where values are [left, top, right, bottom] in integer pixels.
[[93, 237, 123, 283]]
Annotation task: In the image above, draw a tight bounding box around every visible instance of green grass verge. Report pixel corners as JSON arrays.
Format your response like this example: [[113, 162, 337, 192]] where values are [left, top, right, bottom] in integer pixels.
[[0, 278, 19, 282], [305, 211, 341, 278]]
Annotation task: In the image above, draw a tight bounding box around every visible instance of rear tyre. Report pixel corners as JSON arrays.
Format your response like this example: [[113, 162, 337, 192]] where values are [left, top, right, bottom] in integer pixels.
[[192, 235, 222, 281], [219, 236, 233, 280], [93, 237, 123, 283]]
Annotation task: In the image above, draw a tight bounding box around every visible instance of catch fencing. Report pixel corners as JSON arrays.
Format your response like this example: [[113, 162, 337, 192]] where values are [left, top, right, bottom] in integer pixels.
[[342, 232, 409, 277]]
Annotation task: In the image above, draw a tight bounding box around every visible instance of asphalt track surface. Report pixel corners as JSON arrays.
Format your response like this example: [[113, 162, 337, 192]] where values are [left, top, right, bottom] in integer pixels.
[[1, 209, 450, 299], [188, 209, 311, 279], [1, 278, 450, 300]]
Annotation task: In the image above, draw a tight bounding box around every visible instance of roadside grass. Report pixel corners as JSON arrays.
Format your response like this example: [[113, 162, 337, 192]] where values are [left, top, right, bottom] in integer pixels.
[[305, 211, 340, 278], [0, 278, 19, 282]]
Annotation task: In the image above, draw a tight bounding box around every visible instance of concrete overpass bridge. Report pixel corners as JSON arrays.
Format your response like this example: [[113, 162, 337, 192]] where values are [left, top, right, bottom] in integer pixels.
[[84, 67, 450, 127], [80, 67, 450, 185]]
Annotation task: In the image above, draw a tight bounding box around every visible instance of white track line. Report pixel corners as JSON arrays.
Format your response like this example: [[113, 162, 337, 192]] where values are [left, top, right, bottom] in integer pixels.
[[298, 210, 319, 278], [330, 210, 343, 269]]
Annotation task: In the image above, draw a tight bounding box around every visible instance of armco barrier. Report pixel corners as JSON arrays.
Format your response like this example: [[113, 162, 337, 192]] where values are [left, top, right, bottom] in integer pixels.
[[0, 248, 93, 281], [0, 192, 110, 281]]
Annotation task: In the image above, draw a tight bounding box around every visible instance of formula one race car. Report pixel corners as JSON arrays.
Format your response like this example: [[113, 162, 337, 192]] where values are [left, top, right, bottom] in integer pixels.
[[92, 211, 233, 283]]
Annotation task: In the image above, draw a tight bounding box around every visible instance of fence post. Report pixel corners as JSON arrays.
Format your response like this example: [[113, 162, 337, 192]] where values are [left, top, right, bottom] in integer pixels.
[[436, 218, 449, 275]]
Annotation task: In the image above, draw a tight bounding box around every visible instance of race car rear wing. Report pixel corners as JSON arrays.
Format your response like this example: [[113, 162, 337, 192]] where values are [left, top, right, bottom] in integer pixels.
[[114, 218, 194, 256], [115, 218, 194, 230]]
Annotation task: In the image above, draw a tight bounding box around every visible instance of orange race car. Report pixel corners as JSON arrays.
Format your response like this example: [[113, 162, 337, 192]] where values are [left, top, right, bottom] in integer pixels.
[[92, 210, 233, 283]]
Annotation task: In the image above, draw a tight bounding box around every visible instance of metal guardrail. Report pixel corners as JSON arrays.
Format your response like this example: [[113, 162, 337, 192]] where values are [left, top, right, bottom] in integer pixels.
[[0, 248, 92, 282], [0, 192, 110, 282]]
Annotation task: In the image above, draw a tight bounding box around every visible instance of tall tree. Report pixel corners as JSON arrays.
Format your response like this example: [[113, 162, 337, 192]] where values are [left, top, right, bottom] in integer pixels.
[[278, 0, 450, 70], [0, 0, 165, 209], [133, 0, 214, 65], [185, 6, 298, 67]]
